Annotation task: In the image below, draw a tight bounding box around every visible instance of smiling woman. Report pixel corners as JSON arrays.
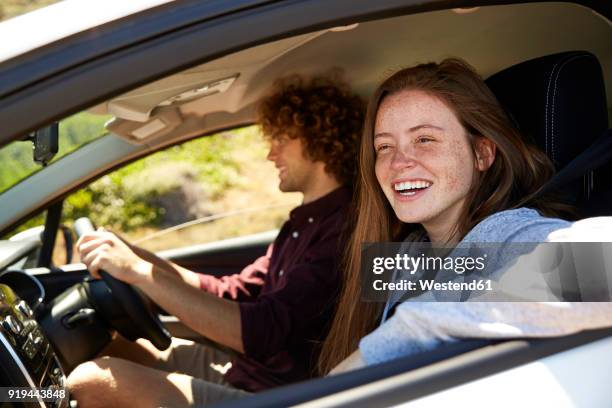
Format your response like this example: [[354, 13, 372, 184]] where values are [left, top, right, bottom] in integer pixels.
[[366, 59, 566, 243], [319, 58, 581, 374], [373, 89, 496, 243]]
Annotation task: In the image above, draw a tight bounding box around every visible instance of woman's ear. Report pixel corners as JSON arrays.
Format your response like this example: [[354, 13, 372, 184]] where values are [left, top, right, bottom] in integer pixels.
[[474, 136, 496, 171]]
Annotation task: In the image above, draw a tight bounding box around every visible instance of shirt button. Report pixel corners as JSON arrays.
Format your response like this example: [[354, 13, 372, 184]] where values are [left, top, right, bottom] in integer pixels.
[[308, 217, 314, 223], [292, 231, 299, 238], [279, 269, 284, 277]]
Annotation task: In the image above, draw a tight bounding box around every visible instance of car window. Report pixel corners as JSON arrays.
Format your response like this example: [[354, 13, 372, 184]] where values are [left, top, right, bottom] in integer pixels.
[[5, 125, 300, 266], [0, 112, 111, 195], [59, 126, 301, 258]]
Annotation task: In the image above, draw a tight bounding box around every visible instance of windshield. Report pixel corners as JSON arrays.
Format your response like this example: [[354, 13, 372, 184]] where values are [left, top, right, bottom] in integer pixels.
[[0, 112, 111, 195]]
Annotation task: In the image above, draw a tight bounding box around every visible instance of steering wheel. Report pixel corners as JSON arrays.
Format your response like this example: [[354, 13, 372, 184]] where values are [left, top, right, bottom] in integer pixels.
[[74, 217, 171, 350]]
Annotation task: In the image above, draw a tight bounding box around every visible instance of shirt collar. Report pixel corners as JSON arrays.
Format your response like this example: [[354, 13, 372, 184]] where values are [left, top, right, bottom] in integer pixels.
[[289, 186, 352, 227]]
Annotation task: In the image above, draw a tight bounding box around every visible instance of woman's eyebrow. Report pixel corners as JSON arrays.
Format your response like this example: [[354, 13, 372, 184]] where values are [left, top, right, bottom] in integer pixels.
[[374, 124, 443, 139], [408, 124, 444, 132]]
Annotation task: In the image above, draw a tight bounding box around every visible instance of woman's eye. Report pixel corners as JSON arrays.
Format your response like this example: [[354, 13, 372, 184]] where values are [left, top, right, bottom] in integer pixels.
[[375, 144, 391, 153], [416, 136, 434, 144]]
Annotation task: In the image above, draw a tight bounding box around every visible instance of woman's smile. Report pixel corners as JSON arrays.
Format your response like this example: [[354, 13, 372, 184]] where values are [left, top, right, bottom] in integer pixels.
[[374, 90, 477, 237], [392, 179, 433, 200]]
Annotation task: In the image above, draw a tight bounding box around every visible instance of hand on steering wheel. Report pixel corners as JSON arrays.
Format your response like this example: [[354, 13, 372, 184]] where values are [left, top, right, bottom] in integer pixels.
[[74, 218, 171, 350], [77, 228, 150, 285]]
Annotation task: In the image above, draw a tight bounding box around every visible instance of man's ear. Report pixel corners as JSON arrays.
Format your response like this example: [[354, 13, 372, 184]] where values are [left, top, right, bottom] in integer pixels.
[[474, 136, 496, 171]]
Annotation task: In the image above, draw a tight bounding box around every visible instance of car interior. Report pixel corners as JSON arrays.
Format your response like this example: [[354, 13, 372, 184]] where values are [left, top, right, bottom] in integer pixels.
[[222, 47, 612, 408], [0, 1, 611, 407]]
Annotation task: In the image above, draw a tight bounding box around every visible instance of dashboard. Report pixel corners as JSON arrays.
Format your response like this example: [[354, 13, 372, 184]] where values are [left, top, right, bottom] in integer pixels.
[[0, 283, 69, 407]]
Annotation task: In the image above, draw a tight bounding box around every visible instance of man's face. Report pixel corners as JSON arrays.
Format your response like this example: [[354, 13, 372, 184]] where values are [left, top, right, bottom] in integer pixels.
[[267, 135, 316, 193]]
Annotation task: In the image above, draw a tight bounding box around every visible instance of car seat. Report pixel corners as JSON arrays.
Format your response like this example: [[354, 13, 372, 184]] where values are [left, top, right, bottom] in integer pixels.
[[486, 50, 612, 218]]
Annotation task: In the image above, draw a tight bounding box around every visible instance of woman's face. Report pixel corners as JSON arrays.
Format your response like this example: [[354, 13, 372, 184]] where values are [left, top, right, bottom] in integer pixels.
[[374, 90, 489, 241]]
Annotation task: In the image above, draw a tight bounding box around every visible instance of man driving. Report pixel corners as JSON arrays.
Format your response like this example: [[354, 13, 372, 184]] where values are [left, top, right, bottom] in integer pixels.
[[66, 73, 365, 407]]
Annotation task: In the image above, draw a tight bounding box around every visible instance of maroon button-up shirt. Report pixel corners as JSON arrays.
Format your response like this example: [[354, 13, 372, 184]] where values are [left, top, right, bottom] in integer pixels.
[[206, 186, 352, 391]]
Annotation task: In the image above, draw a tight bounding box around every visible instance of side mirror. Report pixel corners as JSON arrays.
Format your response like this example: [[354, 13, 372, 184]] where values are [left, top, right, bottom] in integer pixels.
[[26, 122, 59, 166]]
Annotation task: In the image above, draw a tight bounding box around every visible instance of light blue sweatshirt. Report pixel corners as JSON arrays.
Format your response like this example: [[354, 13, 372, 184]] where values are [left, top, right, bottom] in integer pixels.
[[359, 208, 612, 365]]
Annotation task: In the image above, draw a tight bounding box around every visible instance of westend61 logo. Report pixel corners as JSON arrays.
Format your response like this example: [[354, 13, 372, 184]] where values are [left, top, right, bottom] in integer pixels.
[[360, 242, 612, 302]]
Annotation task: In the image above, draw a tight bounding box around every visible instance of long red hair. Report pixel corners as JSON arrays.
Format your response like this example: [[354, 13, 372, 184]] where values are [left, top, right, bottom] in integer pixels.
[[318, 58, 568, 374]]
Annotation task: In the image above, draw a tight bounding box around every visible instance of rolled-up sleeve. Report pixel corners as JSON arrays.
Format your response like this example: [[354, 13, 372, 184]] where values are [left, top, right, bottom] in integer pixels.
[[239, 256, 338, 361], [198, 245, 272, 301]]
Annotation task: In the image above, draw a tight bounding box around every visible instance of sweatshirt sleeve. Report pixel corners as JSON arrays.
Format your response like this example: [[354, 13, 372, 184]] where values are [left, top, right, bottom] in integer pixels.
[[359, 211, 612, 366], [360, 301, 612, 365]]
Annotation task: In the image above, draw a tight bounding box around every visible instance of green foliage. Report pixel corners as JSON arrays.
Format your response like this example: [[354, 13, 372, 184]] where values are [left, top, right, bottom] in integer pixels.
[[63, 176, 163, 231], [3, 111, 265, 235], [57, 113, 110, 159], [0, 112, 110, 194], [7, 213, 46, 238], [62, 128, 255, 231], [0, 142, 39, 194], [112, 129, 241, 198]]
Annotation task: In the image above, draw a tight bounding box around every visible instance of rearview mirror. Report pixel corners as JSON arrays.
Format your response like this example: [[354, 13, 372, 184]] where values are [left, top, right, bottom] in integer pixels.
[[27, 122, 59, 165]]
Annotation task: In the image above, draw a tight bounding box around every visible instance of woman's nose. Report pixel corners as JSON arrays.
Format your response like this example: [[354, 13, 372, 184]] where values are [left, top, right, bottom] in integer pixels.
[[389, 148, 417, 171]]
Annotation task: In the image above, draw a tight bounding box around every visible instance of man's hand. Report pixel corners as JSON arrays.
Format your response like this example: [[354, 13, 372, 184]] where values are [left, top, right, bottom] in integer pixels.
[[76, 229, 245, 353], [76, 229, 152, 286]]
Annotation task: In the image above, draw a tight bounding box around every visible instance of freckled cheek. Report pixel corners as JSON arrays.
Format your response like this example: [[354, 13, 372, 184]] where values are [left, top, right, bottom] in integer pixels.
[[374, 159, 393, 198], [443, 173, 462, 192], [433, 141, 475, 193], [374, 158, 387, 183], [437, 161, 473, 196]]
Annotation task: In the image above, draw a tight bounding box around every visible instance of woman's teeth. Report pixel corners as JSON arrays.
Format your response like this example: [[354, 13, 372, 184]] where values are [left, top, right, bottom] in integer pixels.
[[393, 180, 432, 196]]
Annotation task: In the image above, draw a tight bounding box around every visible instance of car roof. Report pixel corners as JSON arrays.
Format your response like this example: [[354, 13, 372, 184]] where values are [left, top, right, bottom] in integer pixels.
[[92, 2, 612, 147], [0, 0, 173, 63]]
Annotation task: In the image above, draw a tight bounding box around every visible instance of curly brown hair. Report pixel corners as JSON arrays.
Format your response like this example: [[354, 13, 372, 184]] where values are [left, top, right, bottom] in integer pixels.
[[257, 72, 365, 185]]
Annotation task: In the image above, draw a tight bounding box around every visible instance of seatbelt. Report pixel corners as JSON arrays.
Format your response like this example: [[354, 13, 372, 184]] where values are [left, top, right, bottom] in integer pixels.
[[536, 128, 612, 199]]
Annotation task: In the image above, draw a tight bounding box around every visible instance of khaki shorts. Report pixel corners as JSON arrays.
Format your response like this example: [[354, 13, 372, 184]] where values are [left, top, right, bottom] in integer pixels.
[[150, 337, 251, 407]]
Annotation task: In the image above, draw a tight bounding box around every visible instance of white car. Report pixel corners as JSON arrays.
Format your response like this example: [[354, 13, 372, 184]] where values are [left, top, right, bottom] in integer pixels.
[[0, 0, 611, 407]]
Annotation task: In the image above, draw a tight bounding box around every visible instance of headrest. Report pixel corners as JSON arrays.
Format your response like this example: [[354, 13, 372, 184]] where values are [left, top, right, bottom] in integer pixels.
[[486, 51, 608, 170]]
